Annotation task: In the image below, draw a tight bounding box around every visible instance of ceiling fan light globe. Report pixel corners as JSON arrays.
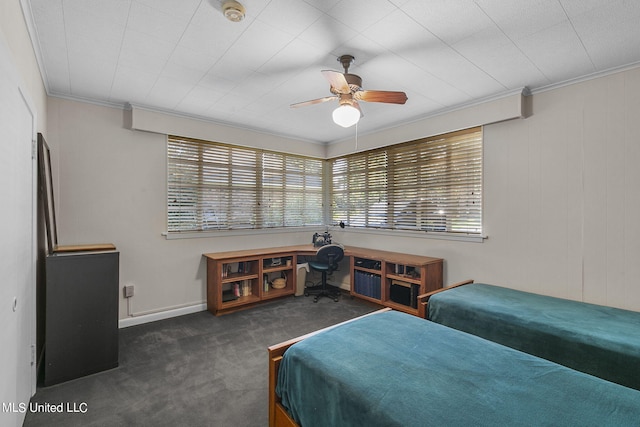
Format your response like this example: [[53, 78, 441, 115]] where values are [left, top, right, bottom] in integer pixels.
[[332, 105, 360, 128]]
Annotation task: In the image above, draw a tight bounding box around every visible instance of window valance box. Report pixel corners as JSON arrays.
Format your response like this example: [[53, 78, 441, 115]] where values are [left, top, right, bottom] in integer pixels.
[[126, 87, 528, 153]]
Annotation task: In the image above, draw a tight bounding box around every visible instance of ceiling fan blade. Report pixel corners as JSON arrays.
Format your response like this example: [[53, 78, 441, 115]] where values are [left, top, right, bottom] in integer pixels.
[[290, 96, 337, 108], [321, 70, 350, 94], [355, 90, 408, 104]]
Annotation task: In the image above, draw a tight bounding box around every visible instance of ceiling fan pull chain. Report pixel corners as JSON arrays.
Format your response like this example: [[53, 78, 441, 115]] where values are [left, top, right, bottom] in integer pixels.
[[355, 121, 358, 152]]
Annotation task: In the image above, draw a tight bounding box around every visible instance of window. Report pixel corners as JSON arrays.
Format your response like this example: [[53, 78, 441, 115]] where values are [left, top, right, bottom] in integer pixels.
[[167, 136, 324, 233], [330, 127, 482, 235]]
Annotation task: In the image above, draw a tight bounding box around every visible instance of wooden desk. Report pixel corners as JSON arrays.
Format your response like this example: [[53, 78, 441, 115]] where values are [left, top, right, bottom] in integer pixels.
[[203, 245, 443, 316]]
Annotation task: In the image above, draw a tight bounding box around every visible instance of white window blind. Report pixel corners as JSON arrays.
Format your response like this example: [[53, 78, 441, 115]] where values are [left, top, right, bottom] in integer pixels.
[[167, 136, 324, 233], [330, 127, 483, 235]]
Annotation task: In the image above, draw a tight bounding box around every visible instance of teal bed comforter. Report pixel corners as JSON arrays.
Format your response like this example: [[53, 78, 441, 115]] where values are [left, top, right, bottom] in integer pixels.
[[428, 283, 640, 390], [276, 311, 640, 427]]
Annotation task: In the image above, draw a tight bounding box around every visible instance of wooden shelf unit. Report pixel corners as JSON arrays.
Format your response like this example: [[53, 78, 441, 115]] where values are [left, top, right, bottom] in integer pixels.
[[205, 248, 304, 316], [350, 248, 443, 317], [204, 245, 443, 317]]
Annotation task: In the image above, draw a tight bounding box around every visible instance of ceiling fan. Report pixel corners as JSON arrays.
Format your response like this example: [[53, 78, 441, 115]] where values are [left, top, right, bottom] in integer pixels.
[[291, 55, 408, 128]]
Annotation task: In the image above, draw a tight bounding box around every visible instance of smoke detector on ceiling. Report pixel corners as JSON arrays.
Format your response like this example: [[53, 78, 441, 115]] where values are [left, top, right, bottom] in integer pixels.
[[222, 0, 245, 22]]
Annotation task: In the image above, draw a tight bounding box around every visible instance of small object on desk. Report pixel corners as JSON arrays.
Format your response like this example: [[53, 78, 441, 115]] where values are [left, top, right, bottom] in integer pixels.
[[312, 231, 332, 247]]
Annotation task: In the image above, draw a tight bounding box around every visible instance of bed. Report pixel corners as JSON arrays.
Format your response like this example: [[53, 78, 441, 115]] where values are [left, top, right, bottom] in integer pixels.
[[267, 309, 640, 427], [421, 281, 640, 390]]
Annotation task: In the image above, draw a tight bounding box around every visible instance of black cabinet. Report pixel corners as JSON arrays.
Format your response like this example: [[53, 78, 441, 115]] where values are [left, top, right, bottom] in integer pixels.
[[44, 251, 119, 386]]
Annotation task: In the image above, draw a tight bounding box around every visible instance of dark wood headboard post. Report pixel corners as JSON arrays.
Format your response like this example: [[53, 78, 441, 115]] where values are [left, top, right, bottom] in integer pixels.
[[417, 279, 474, 318]]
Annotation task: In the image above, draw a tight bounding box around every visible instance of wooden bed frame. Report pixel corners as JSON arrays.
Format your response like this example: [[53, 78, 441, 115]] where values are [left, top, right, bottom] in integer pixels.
[[416, 279, 474, 318], [267, 281, 475, 426], [267, 308, 392, 427]]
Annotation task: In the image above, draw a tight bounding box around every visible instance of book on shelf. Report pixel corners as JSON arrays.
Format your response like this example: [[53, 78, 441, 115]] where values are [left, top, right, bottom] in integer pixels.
[[354, 270, 381, 299], [233, 280, 251, 297], [222, 280, 253, 301], [222, 261, 252, 278]]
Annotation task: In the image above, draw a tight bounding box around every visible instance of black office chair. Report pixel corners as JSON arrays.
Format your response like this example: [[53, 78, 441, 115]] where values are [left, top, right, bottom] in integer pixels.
[[305, 244, 344, 303]]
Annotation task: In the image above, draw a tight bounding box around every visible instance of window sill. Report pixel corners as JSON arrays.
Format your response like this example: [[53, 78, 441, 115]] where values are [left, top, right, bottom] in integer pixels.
[[332, 226, 487, 243], [163, 226, 322, 240], [162, 225, 486, 243]]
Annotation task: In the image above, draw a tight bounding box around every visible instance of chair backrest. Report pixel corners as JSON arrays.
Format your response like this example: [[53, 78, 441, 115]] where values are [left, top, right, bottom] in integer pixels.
[[316, 244, 345, 268]]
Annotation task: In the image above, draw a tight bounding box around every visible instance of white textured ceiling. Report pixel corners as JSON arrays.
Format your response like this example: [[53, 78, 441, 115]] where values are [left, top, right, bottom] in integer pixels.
[[24, 0, 640, 143]]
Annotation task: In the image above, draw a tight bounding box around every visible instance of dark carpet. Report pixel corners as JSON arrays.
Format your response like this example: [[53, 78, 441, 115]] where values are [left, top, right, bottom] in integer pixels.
[[23, 294, 376, 427]]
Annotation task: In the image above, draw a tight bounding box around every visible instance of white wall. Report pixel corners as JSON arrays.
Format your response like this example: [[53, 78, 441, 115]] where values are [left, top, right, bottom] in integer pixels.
[[0, 0, 47, 131], [48, 99, 321, 322], [47, 66, 640, 320], [332, 67, 640, 312], [0, 1, 47, 425]]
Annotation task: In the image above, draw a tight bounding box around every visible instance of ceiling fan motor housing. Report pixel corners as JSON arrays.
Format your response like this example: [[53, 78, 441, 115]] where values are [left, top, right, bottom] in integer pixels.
[[338, 93, 355, 106], [344, 74, 362, 90]]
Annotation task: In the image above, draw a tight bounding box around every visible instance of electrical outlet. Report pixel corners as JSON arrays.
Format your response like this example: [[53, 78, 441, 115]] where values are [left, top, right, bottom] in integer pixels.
[[123, 285, 134, 298]]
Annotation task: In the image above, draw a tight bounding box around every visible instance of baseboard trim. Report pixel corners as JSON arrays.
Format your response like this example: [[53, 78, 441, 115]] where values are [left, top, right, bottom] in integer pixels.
[[119, 303, 207, 328]]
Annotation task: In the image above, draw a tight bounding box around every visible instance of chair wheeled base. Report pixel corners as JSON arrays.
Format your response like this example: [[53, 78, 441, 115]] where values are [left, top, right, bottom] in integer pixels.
[[304, 274, 341, 302]]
